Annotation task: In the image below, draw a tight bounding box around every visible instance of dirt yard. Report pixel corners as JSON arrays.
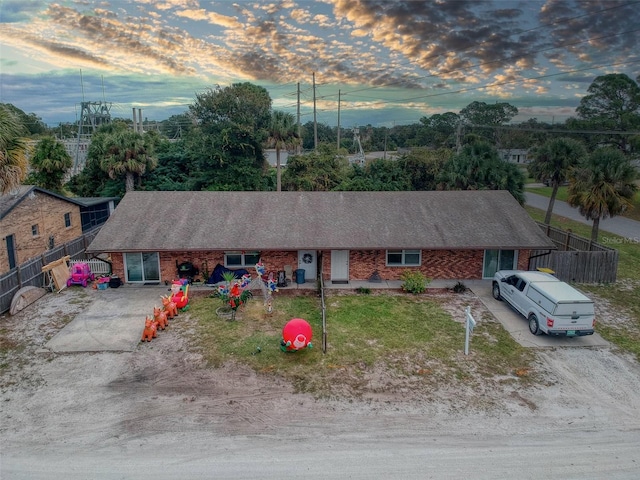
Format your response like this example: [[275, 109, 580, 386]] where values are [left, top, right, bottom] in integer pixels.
[[2, 287, 640, 478]]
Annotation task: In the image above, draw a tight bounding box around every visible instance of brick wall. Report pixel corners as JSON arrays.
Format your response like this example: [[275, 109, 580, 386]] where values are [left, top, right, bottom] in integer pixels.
[[322, 249, 532, 281], [0, 192, 82, 272], [109, 250, 299, 284], [107, 248, 532, 284]]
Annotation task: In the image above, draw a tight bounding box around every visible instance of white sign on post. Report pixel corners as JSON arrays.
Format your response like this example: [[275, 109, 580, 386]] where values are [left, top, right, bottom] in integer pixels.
[[464, 306, 476, 355]]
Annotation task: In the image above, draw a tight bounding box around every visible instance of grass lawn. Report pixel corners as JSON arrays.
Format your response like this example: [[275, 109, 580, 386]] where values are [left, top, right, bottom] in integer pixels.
[[189, 292, 536, 398]]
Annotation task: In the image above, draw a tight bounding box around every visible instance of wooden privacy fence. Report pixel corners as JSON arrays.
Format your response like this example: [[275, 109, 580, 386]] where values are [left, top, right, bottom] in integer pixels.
[[0, 227, 104, 315], [529, 223, 619, 284]]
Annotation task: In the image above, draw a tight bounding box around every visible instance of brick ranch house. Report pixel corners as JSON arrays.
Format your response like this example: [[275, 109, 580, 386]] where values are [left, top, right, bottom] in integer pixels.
[[0, 185, 117, 274], [85, 190, 555, 286]]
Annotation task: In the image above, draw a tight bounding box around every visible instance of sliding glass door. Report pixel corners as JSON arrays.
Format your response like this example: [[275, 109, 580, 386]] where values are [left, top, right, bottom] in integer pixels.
[[124, 252, 160, 283], [483, 250, 517, 278]]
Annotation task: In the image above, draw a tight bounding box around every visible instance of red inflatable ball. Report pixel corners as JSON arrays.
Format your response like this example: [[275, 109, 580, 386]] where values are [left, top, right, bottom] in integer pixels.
[[281, 318, 313, 352]]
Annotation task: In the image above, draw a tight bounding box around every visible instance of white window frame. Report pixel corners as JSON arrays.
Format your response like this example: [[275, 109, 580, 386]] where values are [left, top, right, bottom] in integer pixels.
[[386, 249, 421, 267], [224, 251, 261, 268]]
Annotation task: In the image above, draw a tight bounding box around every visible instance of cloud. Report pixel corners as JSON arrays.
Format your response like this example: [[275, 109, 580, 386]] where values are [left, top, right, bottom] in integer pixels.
[[174, 8, 242, 28]]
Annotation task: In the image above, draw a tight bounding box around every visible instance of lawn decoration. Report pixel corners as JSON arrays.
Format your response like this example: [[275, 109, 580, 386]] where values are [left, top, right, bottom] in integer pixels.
[[171, 280, 190, 310], [266, 272, 279, 294], [141, 317, 157, 342], [216, 271, 253, 320], [153, 306, 168, 330], [280, 318, 313, 352], [161, 295, 178, 319], [214, 261, 279, 320]]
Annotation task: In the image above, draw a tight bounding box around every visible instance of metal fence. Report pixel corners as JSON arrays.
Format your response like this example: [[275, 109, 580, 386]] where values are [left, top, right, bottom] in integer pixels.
[[529, 223, 619, 284], [0, 227, 103, 315]]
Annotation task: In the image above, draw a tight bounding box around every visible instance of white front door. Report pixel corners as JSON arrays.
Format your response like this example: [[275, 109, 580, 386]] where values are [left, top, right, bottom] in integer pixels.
[[331, 250, 349, 283], [297, 250, 317, 283]]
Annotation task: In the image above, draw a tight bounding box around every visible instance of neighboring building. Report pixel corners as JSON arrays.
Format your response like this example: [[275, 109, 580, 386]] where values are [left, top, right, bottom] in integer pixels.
[[0, 186, 118, 273], [498, 149, 530, 164], [86, 190, 555, 285], [264, 149, 291, 167]]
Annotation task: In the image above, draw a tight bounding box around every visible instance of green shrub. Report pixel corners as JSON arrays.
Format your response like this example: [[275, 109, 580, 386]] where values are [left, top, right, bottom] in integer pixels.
[[356, 287, 371, 294], [400, 271, 430, 294]]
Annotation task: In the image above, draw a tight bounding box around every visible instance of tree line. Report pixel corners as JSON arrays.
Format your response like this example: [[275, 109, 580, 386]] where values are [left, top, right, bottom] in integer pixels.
[[1, 73, 639, 241]]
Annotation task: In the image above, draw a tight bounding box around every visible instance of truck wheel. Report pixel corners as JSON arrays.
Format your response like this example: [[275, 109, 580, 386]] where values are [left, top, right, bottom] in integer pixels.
[[492, 282, 502, 300], [528, 314, 542, 335]]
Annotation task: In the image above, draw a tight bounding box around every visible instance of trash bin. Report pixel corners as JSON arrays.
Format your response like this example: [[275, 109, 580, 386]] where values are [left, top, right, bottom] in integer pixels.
[[295, 268, 305, 284]]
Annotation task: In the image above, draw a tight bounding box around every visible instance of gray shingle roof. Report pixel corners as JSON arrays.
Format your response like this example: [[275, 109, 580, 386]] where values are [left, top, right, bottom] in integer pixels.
[[1, 186, 119, 221], [86, 190, 555, 253]]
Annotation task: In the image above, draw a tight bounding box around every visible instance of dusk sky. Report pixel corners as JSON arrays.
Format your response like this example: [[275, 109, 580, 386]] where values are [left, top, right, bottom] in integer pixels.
[[1, 0, 639, 129]]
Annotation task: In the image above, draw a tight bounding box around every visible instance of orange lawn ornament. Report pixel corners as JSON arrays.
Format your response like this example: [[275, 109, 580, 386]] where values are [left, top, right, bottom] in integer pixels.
[[153, 306, 168, 330], [141, 317, 157, 342], [161, 295, 178, 319]]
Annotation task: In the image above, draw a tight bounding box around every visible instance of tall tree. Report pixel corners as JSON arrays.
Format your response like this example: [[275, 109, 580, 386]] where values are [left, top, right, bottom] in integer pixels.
[[90, 122, 157, 192], [567, 148, 638, 242], [438, 141, 525, 204], [400, 147, 452, 191], [459, 101, 518, 146], [282, 145, 348, 191], [0, 104, 30, 194], [528, 137, 587, 224], [267, 111, 301, 192], [575, 73, 640, 150], [190, 83, 271, 138], [188, 83, 271, 190], [419, 112, 460, 148], [0, 103, 47, 135], [26, 136, 73, 192]]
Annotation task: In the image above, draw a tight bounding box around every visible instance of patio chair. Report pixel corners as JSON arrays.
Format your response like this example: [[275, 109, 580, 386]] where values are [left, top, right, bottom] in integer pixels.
[[284, 265, 293, 285]]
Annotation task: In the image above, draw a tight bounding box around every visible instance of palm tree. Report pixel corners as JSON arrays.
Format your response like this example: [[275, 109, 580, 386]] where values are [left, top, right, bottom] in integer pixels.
[[528, 137, 586, 224], [567, 148, 638, 243], [99, 128, 157, 192], [438, 141, 526, 204], [267, 111, 300, 192], [28, 136, 73, 192], [0, 104, 30, 194]]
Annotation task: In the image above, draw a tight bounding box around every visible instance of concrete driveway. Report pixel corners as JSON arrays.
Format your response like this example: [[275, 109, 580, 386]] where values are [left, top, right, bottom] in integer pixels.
[[45, 285, 170, 353], [467, 280, 609, 348]]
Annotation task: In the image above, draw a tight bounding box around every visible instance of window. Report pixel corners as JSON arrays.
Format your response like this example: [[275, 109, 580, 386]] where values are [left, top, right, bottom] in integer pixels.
[[224, 251, 261, 268], [386, 249, 421, 266], [31, 224, 39, 236], [64, 212, 71, 228]]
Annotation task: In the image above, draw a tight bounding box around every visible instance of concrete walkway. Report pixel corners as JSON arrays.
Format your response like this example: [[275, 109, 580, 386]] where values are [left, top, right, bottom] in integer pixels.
[[525, 191, 640, 240]]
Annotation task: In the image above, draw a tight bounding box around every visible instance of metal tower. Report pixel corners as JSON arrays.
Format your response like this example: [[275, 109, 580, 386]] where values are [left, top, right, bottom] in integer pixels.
[[73, 101, 112, 173]]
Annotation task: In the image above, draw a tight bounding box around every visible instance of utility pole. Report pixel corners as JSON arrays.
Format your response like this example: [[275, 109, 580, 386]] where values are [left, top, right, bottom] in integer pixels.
[[297, 82, 301, 154], [337, 89, 341, 151], [456, 121, 463, 154], [313, 72, 318, 150]]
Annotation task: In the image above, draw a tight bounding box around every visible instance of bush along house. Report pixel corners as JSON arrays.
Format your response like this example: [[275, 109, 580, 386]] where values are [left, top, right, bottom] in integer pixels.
[[85, 190, 555, 286]]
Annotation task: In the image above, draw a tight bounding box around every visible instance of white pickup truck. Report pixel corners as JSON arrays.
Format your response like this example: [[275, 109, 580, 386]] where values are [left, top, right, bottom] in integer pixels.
[[492, 270, 595, 337]]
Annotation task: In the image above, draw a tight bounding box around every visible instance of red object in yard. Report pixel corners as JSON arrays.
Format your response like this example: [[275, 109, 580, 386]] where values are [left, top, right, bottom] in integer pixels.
[[67, 262, 95, 288], [281, 318, 313, 352]]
